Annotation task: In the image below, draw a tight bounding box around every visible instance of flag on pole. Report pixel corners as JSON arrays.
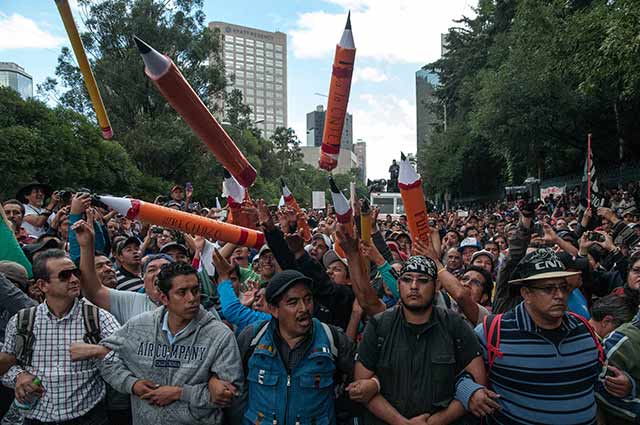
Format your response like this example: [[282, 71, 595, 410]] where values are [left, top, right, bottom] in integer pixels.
[[581, 134, 605, 209]]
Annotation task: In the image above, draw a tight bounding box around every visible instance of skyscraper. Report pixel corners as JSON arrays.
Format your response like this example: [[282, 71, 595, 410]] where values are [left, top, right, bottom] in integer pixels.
[[305, 104, 353, 152], [415, 68, 439, 163], [209, 21, 287, 139], [0, 62, 33, 99], [354, 140, 367, 183]]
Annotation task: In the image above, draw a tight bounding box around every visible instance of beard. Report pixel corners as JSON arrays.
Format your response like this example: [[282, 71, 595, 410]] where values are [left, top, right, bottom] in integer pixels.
[[402, 298, 434, 313]]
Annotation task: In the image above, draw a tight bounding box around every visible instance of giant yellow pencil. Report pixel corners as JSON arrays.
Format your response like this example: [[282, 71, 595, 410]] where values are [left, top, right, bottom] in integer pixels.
[[398, 153, 430, 244], [54, 0, 112, 139], [134, 36, 257, 187], [319, 12, 356, 171], [100, 195, 264, 248]]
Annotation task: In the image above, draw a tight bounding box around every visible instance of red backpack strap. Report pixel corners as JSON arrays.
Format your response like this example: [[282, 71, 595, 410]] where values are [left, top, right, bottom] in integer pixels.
[[483, 313, 504, 371], [568, 312, 605, 366]]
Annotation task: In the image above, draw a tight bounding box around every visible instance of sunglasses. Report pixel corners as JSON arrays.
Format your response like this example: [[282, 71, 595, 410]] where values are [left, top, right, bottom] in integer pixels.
[[57, 268, 81, 281]]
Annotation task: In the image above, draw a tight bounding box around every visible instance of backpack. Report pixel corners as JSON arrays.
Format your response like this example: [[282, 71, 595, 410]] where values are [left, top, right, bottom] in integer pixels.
[[483, 311, 605, 372], [14, 303, 102, 367]]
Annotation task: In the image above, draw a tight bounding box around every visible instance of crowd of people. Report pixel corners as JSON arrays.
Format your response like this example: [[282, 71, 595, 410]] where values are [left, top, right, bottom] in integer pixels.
[[1, 179, 640, 425]]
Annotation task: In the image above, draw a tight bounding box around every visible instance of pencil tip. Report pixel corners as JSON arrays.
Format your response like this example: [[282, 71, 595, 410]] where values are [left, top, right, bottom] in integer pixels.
[[133, 36, 151, 54]]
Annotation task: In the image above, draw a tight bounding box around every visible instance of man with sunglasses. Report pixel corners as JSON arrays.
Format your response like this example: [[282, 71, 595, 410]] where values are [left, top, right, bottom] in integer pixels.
[[355, 256, 489, 424], [1, 248, 119, 425], [462, 248, 603, 424]]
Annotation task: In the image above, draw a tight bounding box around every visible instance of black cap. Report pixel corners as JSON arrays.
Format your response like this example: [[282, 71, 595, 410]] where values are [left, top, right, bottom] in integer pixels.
[[509, 248, 580, 285], [159, 242, 188, 256], [116, 236, 141, 255], [265, 270, 313, 305], [22, 238, 60, 263]]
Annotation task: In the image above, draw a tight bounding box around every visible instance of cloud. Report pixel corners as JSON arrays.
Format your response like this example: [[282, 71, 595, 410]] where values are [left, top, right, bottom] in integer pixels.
[[289, 0, 475, 64], [0, 13, 64, 50], [350, 93, 416, 179], [353, 66, 388, 83]]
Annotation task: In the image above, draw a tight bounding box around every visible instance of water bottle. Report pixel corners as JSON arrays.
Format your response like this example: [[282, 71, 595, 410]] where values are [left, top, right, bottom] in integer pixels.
[[12, 377, 41, 411]]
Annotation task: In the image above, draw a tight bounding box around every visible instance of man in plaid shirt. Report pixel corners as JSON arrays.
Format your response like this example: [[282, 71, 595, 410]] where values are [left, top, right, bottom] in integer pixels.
[[1, 248, 119, 424]]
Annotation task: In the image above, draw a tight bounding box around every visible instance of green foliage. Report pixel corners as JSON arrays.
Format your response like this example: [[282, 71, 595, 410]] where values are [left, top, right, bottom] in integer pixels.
[[425, 0, 640, 198]]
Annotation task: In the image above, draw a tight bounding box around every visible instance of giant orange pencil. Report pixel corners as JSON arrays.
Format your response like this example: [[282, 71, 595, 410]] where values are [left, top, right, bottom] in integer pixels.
[[318, 12, 356, 171], [99, 195, 264, 248], [398, 153, 430, 244], [54, 0, 112, 139], [134, 36, 257, 187], [281, 178, 312, 242]]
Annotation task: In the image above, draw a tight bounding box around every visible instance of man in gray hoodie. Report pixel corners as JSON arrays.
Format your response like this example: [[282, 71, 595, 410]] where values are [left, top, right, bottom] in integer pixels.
[[99, 262, 244, 425]]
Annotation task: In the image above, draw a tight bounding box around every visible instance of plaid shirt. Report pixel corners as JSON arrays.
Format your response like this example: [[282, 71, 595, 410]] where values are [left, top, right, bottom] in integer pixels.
[[1, 299, 120, 422]]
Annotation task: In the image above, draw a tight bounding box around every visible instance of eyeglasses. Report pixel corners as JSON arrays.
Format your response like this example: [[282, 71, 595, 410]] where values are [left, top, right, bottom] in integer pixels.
[[399, 275, 433, 286], [57, 268, 81, 281], [529, 283, 571, 295], [460, 275, 483, 287]]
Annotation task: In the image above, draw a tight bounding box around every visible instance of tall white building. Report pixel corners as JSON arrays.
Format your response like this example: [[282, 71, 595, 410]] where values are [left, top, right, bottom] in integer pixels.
[[209, 21, 287, 139]]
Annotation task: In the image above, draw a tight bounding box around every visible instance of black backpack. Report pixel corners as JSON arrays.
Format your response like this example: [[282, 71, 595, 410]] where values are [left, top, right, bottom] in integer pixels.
[[14, 303, 102, 367]]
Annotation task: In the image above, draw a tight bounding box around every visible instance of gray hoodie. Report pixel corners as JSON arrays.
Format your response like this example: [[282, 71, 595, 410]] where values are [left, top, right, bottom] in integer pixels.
[[99, 306, 243, 425]]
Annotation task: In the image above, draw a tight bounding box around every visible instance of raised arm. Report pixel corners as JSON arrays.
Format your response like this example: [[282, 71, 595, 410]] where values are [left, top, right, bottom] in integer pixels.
[[74, 218, 110, 310]]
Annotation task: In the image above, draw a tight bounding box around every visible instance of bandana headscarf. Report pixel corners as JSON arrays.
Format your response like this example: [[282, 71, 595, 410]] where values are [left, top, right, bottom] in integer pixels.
[[399, 256, 437, 280]]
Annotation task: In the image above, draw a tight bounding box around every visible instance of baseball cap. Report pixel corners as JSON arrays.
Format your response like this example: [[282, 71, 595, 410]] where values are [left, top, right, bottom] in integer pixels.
[[311, 233, 333, 250], [471, 250, 495, 267], [142, 254, 174, 274], [170, 185, 183, 193], [387, 241, 408, 261], [254, 244, 272, 261], [22, 238, 60, 262], [0, 261, 28, 289], [458, 237, 482, 253], [265, 269, 313, 304], [159, 242, 188, 256], [322, 250, 348, 269], [509, 248, 580, 285], [116, 236, 141, 255]]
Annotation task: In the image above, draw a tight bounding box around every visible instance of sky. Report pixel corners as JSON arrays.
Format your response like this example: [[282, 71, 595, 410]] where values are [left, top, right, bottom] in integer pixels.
[[0, 0, 476, 180]]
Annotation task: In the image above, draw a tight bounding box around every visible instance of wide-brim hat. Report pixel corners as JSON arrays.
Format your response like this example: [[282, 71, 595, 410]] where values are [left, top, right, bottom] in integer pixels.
[[509, 248, 581, 285], [16, 182, 52, 204]]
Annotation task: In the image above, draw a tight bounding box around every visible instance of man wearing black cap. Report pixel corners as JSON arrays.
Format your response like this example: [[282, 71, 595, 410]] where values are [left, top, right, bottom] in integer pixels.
[[355, 256, 489, 425], [237, 269, 357, 425], [159, 242, 190, 264], [464, 248, 602, 424], [114, 236, 143, 292]]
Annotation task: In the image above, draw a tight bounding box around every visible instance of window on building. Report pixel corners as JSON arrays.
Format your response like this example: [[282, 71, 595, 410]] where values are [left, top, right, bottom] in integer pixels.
[[256, 81, 264, 89], [275, 44, 283, 52], [266, 59, 274, 66], [246, 39, 254, 46], [276, 76, 283, 83], [275, 92, 283, 99], [225, 35, 235, 42], [275, 53, 283, 60], [256, 57, 264, 65], [256, 105, 264, 113], [256, 65, 265, 72], [266, 74, 274, 82], [235, 78, 244, 86], [256, 49, 264, 57], [225, 43, 233, 52], [235, 62, 244, 70], [246, 96, 254, 103], [275, 60, 283, 68], [246, 63, 254, 71], [265, 98, 274, 106], [256, 41, 264, 48], [266, 42, 273, 50], [235, 45, 244, 53], [265, 83, 274, 91], [246, 71, 254, 80], [256, 90, 265, 97], [225, 51, 234, 60], [266, 67, 274, 75], [246, 47, 254, 55], [235, 36, 244, 44], [225, 60, 234, 68], [275, 84, 283, 91], [275, 68, 283, 76], [246, 88, 255, 95], [267, 123, 275, 130]]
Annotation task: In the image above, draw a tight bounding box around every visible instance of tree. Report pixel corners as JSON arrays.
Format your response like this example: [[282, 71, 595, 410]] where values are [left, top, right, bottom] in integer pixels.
[[0, 87, 154, 200], [270, 127, 303, 175]]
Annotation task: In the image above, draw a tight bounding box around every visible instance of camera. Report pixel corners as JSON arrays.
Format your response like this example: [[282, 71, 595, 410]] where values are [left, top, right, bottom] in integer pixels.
[[587, 231, 604, 242]]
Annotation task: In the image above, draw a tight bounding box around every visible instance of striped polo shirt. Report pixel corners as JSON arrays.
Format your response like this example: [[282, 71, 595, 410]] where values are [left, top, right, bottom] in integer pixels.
[[475, 302, 601, 425]]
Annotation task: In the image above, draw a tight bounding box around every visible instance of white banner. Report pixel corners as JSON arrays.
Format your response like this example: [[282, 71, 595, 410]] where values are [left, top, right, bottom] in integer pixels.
[[540, 185, 566, 199], [312, 191, 326, 210]]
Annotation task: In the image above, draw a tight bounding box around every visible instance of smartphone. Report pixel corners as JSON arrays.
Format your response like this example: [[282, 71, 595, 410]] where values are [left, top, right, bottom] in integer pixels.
[[587, 231, 604, 242], [185, 182, 193, 192], [533, 222, 544, 236]]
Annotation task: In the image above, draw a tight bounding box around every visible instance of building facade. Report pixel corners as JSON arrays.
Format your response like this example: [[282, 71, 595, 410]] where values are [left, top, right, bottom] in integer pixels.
[[209, 21, 287, 139], [300, 146, 357, 175], [354, 141, 366, 182], [306, 104, 353, 152], [0, 62, 33, 99], [415, 68, 439, 163]]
